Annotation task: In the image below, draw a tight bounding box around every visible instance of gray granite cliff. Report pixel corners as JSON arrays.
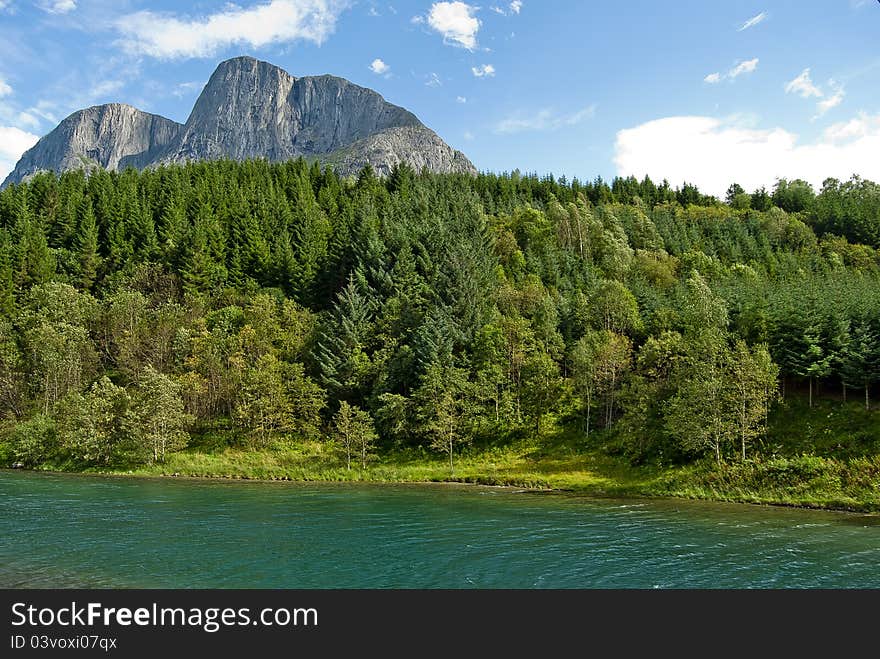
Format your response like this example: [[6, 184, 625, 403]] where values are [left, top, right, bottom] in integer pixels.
[[2, 56, 475, 187]]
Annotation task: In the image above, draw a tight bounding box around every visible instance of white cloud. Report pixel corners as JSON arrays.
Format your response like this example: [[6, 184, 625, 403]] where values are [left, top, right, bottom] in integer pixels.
[[115, 0, 349, 59], [823, 112, 879, 142], [456, 96, 467, 104], [729, 58, 759, 79], [785, 68, 822, 98], [172, 81, 204, 98], [425, 72, 442, 87], [491, 1, 521, 15], [27, 101, 58, 125], [463, 130, 475, 140], [16, 112, 40, 129], [816, 84, 845, 118], [0, 77, 11, 97], [85, 80, 124, 103], [495, 105, 596, 134], [471, 63, 495, 78], [785, 69, 845, 118], [38, 0, 77, 14], [704, 59, 758, 84], [0, 126, 40, 183], [370, 58, 390, 75], [426, 2, 480, 50], [738, 11, 767, 31], [614, 113, 880, 198]]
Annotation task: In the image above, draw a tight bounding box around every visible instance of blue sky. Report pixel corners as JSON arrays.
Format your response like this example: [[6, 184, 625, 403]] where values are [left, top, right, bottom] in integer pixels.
[[0, 1, 879, 195]]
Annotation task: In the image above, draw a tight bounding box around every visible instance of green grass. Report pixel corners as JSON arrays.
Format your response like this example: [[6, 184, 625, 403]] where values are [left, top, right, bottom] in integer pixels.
[[26, 393, 880, 513]]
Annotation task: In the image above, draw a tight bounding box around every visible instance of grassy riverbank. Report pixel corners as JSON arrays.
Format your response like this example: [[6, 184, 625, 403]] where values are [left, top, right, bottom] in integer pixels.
[[11, 396, 880, 513]]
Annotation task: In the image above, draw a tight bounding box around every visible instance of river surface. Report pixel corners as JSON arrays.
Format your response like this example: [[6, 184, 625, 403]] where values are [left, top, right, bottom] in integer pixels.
[[1, 470, 878, 588]]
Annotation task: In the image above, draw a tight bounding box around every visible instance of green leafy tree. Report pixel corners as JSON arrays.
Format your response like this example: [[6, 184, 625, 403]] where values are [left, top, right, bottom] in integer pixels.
[[331, 401, 378, 470], [5, 414, 59, 467], [58, 377, 132, 466], [415, 362, 472, 476], [520, 352, 562, 434], [664, 332, 730, 463], [726, 341, 779, 460], [235, 354, 293, 446], [135, 366, 191, 464]]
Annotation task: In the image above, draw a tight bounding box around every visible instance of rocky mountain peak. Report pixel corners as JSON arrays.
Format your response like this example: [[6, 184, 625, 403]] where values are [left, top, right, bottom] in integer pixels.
[[2, 56, 475, 188]]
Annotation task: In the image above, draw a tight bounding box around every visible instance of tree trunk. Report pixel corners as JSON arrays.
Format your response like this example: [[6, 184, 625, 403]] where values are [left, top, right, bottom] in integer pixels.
[[866, 382, 871, 412], [809, 377, 813, 409], [585, 392, 591, 438]]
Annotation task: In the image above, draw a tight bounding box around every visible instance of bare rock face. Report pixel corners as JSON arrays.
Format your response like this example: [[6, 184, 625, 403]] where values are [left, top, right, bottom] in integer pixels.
[[2, 56, 476, 188], [159, 56, 298, 163], [4, 104, 181, 186], [326, 126, 478, 177]]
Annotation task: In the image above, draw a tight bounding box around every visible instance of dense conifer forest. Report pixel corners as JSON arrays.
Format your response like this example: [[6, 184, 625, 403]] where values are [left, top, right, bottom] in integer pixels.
[[1, 160, 879, 505]]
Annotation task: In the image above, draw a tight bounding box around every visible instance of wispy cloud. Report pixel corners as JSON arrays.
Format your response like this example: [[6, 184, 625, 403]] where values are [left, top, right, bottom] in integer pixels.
[[15, 112, 41, 130], [26, 100, 59, 125], [729, 58, 759, 78], [0, 77, 11, 98], [491, 1, 522, 15], [738, 11, 767, 31], [495, 105, 596, 134], [785, 68, 844, 118], [456, 96, 467, 104], [424, 2, 480, 50], [704, 58, 759, 84], [425, 72, 442, 87], [785, 68, 822, 98], [172, 81, 204, 98], [87, 80, 125, 101], [471, 64, 495, 78], [370, 58, 390, 75], [816, 81, 845, 118], [38, 0, 77, 14], [114, 0, 350, 59]]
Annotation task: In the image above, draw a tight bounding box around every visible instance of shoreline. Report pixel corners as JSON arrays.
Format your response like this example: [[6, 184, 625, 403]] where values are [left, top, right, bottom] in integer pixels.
[[5, 462, 878, 516]]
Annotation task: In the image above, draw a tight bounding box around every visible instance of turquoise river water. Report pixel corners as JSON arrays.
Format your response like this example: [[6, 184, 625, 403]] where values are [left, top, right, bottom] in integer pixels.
[[1, 470, 878, 588]]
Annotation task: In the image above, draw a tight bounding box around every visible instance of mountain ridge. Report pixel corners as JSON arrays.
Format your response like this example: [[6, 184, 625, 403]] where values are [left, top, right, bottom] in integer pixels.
[[2, 56, 476, 187]]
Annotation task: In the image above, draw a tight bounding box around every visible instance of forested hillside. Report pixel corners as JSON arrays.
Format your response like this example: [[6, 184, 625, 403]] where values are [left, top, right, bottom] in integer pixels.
[[1, 161, 878, 491]]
